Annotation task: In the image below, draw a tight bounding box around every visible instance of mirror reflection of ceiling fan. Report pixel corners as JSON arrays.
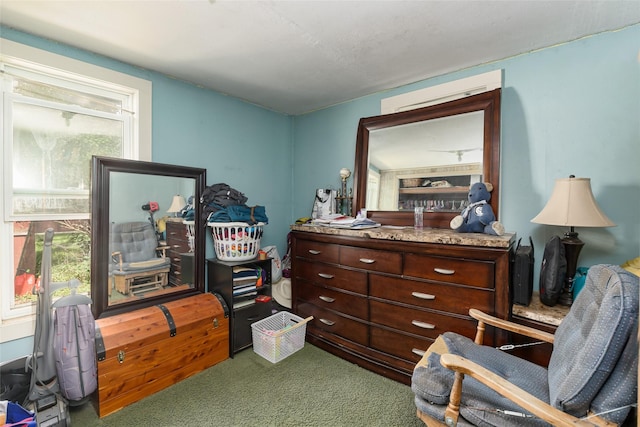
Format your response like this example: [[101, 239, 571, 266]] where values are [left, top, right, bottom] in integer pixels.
[[428, 147, 482, 162]]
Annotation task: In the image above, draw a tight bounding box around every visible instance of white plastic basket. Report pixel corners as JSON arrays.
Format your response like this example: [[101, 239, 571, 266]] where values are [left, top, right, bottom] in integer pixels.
[[208, 222, 264, 261], [251, 312, 313, 363]]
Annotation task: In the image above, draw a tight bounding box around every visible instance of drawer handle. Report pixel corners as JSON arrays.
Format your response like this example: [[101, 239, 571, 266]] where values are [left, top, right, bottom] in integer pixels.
[[412, 320, 435, 329], [434, 267, 455, 275], [319, 318, 335, 326], [319, 295, 335, 303], [411, 292, 435, 300], [308, 249, 322, 255], [359, 258, 376, 264], [318, 273, 334, 279], [412, 348, 426, 357]]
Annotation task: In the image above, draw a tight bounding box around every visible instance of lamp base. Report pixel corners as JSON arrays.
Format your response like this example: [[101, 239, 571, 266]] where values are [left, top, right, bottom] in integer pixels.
[[558, 231, 584, 306]]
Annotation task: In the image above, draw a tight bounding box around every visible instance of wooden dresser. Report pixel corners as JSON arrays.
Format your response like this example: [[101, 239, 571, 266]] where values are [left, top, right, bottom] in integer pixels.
[[291, 225, 515, 385], [165, 219, 193, 286]]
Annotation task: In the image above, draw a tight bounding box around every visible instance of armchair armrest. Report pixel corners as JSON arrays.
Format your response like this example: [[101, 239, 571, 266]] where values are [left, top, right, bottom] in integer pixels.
[[112, 251, 124, 272], [439, 353, 613, 427], [469, 308, 555, 345], [156, 245, 169, 257]]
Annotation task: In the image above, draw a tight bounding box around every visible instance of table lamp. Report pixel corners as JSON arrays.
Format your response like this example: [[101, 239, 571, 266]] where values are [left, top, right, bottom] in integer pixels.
[[167, 195, 186, 217], [531, 176, 615, 305]]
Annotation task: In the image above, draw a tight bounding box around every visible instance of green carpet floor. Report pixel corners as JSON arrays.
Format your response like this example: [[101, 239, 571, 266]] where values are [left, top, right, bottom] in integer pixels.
[[70, 344, 424, 427]]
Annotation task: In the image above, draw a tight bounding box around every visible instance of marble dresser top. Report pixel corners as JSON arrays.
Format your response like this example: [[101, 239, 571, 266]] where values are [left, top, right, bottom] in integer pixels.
[[512, 293, 570, 326], [290, 224, 515, 249]]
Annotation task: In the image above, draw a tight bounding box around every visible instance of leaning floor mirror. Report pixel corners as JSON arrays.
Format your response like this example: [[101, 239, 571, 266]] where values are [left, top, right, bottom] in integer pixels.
[[90, 156, 206, 319]]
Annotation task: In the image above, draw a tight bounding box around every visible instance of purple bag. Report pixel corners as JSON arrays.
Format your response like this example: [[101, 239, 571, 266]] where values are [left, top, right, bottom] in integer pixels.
[[53, 303, 97, 402]]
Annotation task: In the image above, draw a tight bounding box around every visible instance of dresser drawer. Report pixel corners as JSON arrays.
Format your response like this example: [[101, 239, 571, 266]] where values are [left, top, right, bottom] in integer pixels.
[[234, 302, 272, 351], [295, 239, 339, 264], [166, 222, 190, 243], [295, 259, 367, 294], [168, 245, 189, 260], [169, 253, 183, 269], [370, 326, 432, 363], [297, 282, 368, 320], [297, 302, 368, 346], [339, 246, 402, 275], [169, 257, 182, 286], [404, 253, 494, 288], [369, 274, 494, 316], [369, 300, 477, 340]]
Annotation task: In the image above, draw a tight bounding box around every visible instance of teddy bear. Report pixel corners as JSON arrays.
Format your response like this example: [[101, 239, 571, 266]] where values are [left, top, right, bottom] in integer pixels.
[[450, 182, 505, 236]]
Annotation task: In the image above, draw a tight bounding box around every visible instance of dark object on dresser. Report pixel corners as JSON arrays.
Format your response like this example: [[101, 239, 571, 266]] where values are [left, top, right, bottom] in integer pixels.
[[511, 237, 534, 305], [539, 235, 567, 306], [93, 293, 229, 417]]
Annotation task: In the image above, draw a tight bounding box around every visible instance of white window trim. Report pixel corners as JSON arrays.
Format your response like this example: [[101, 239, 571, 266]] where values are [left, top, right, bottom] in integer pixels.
[[0, 38, 152, 161], [0, 38, 152, 343], [381, 70, 502, 114]]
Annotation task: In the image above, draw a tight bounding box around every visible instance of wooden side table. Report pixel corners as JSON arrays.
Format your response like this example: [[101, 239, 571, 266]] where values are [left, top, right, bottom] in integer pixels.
[[510, 292, 570, 366]]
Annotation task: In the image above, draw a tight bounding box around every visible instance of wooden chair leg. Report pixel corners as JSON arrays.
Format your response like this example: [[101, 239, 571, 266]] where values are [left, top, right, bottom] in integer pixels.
[[444, 371, 464, 426], [474, 319, 486, 345]]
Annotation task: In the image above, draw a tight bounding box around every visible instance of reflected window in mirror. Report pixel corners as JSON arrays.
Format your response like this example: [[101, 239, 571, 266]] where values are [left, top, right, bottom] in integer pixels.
[[354, 89, 501, 228], [91, 157, 206, 319], [366, 111, 484, 212]]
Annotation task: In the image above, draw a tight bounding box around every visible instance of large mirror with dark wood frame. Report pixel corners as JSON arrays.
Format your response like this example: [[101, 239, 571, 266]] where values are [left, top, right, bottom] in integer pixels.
[[91, 156, 206, 318], [353, 88, 501, 228]]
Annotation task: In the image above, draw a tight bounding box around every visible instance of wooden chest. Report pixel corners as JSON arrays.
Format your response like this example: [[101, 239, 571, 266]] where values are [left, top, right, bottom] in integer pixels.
[[94, 293, 229, 417]]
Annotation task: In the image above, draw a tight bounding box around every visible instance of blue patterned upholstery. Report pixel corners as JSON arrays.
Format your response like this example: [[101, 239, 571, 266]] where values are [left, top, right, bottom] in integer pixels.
[[412, 333, 550, 426], [110, 222, 170, 273], [412, 264, 639, 426], [547, 264, 638, 422]]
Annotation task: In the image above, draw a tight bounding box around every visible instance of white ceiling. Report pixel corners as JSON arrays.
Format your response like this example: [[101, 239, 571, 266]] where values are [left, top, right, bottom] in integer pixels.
[[1, 1, 639, 115]]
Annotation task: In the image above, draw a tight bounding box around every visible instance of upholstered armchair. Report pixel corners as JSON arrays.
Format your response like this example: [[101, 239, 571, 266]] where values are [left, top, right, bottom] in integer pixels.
[[110, 221, 171, 296], [412, 264, 638, 426]]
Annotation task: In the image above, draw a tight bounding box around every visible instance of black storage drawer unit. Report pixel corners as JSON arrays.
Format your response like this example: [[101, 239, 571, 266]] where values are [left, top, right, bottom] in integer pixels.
[[234, 303, 273, 350], [207, 257, 272, 355]]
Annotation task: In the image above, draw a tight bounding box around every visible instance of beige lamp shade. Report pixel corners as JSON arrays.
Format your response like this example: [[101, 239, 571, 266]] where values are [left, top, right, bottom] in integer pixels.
[[167, 195, 186, 213], [531, 177, 615, 227]]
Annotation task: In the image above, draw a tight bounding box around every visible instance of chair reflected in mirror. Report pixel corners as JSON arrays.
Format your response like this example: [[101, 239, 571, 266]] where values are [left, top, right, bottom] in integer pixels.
[[109, 221, 171, 298], [412, 264, 638, 427]]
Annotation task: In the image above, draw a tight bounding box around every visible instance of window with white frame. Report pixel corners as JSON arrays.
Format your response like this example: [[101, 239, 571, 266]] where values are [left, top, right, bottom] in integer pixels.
[[0, 39, 151, 340]]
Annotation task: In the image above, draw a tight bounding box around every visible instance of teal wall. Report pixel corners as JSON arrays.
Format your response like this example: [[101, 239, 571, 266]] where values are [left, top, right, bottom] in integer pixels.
[[293, 24, 640, 282], [2, 23, 639, 361], [109, 173, 193, 224]]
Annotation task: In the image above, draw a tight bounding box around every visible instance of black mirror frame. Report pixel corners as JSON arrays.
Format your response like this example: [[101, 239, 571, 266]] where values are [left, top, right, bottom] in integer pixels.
[[90, 156, 207, 319], [353, 88, 501, 228]]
